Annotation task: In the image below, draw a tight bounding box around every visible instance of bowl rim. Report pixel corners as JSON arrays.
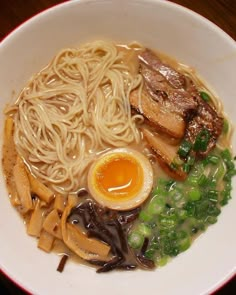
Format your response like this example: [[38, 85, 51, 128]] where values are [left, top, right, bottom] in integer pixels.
[[1, 0, 235, 47], [0, 1, 235, 294]]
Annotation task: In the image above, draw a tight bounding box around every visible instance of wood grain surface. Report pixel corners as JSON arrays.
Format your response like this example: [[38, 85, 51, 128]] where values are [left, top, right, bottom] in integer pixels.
[[0, 0, 235, 294], [170, 0, 236, 40]]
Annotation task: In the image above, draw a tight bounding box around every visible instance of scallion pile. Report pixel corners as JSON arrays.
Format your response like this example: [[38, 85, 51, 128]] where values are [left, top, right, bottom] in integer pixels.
[[128, 148, 235, 267]]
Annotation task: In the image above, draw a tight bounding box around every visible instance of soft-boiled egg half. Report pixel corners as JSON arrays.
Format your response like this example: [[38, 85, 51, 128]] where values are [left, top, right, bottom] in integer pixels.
[[87, 148, 153, 211]]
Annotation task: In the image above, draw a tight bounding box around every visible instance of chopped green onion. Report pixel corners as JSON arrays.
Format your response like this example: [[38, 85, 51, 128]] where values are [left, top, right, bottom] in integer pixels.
[[207, 190, 218, 202], [178, 235, 191, 252], [184, 202, 196, 217], [207, 204, 221, 216], [170, 247, 179, 256], [152, 187, 167, 198], [198, 174, 208, 186], [162, 237, 179, 256], [220, 188, 231, 206], [177, 230, 187, 239], [170, 188, 183, 202], [144, 248, 155, 259], [157, 256, 169, 267], [213, 161, 226, 181], [200, 91, 211, 102], [188, 189, 201, 201], [159, 217, 176, 228], [178, 209, 188, 220], [139, 210, 152, 222], [137, 224, 152, 237], [148, 221, 157, 229], [207, 216, 218, 224], [183, 155, 196, 173], [220, 199, 228, 206], [193, 129, 210, 152], [220, 149, 234, 168], [225, 182, 232, 192], [221, 149, 231, 160], [150, 239, 160, 250], [187, 154, 195, 166], [208, 177, 217, 188], [128, 232, 144, 249], [155, 179, 171, 194], [227, 161, 235, 170], [223, 119, 229, 134], [223, 169, 236, 181], [148, 197, 165, 215], [207, 155, 220, 165], [183, 163, 191, 173], [191, 162, 204, 176], [187, 175, 199, 185], [165, 180, 176, 192], [167, 230, 178, 240], [178, 140, 192, 158], [195, 201, 209, 219]]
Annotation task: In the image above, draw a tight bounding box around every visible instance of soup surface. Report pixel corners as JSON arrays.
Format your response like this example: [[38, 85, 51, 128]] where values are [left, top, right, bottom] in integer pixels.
[[2, 40, 235, 272]]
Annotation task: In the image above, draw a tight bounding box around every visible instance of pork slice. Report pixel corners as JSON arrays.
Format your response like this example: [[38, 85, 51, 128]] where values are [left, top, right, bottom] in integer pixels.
[[130, 89, 185, 139], [140, 61, 198, 117], [139, 49, 186, 89], [142, 128, 187, 181], [138, 48, 223, 158], [185, 100, 223, 157]]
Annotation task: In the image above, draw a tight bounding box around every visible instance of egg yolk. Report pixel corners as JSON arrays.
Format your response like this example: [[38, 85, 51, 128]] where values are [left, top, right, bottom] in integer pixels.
[[94, 154, 143, 200]]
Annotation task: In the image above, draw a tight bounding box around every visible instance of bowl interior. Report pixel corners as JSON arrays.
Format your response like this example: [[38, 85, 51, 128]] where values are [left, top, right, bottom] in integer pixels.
[[0, 1, 235, 294]]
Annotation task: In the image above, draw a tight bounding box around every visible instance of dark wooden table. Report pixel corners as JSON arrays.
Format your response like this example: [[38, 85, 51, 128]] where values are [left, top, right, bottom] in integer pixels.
[[0, 0, 235, 294]]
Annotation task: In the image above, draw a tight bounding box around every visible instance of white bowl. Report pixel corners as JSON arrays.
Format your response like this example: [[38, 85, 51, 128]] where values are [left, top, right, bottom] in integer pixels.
[[0, 1, 235, 294]]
